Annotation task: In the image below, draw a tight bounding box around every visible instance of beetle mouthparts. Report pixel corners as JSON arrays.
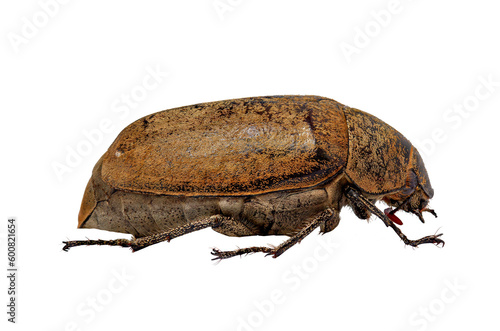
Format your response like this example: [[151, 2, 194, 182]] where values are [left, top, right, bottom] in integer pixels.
[[415, 211, 426, 223], [412, 208, 437, 224], [384, 208, 403, 226], [422, 208, 438, 218]]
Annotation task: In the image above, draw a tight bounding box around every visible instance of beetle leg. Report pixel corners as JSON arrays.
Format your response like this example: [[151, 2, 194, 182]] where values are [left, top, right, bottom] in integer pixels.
[[345, 187, 444, 247], [211, 209, 336, 260], [62, 238, 133, 250], [63, 215, 230, 252], [211, 246, 273, 260]]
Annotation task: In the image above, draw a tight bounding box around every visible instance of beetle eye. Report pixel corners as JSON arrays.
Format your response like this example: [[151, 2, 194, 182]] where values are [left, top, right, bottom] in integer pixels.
[[419, 199, 428, 209]]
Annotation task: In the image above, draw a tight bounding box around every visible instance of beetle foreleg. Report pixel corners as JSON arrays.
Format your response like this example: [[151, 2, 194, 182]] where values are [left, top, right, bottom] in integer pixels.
[[63, 214, 230, 252], [211, 209, 336, 260], [345, 187, 444, 247]]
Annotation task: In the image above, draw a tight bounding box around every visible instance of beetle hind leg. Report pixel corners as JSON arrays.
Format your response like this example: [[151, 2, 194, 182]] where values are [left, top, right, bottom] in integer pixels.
[[211, 209, 337, 260], [63, 214, 230, 252], [62, 238, 133, 251]]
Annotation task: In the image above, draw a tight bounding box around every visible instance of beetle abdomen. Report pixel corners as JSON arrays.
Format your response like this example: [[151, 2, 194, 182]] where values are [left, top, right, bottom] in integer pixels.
[[81, 184, 332, 238], [100, 95, 349, 196], [82, 190, 221, 237]]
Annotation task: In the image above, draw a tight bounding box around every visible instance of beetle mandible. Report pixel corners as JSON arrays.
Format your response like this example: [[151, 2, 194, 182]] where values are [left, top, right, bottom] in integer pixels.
[[63, 95, 444, 259]]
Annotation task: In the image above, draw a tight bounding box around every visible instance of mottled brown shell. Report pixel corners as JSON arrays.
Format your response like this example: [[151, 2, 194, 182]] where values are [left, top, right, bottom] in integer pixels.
[[101, 95, 349, 196], [343, 108, 413, 195]]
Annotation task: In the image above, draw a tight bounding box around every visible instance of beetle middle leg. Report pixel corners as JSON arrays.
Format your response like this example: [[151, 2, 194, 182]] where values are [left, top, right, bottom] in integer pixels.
[[63, 214, 231, 252], [345, 187, 444, 247], [211, 208, 337, 260]]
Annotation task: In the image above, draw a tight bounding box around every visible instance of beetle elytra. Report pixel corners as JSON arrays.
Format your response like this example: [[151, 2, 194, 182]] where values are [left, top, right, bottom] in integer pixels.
[[63, 95, 443, 259]]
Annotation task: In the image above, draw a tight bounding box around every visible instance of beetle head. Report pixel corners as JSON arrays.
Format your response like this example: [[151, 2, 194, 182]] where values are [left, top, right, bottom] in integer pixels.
[[382, 147, 436, 224], [383, 181, 436, 224]]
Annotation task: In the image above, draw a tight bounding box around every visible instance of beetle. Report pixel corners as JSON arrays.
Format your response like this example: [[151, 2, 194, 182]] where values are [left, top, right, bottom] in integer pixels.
[[63, 95, 444, 259]]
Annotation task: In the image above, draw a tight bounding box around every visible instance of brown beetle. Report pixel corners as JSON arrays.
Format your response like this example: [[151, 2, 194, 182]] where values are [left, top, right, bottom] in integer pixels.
[[63, 95, 443, 259]]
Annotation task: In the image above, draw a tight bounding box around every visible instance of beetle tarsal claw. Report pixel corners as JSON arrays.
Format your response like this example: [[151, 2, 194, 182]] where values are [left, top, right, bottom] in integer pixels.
[[210, 246, 274, 261], [406, 233, 445, 247]]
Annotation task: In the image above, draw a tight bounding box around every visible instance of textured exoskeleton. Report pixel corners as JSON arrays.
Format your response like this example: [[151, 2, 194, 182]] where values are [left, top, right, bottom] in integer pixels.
[[63, 95, 443, 259]]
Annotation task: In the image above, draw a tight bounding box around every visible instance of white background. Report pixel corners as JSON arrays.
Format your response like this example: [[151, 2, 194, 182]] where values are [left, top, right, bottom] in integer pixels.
[[1, 1, 499, 330]]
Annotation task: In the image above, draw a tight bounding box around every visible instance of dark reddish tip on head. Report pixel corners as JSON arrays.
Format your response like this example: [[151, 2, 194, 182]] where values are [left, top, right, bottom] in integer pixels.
[[384, 208, 403, 225]]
